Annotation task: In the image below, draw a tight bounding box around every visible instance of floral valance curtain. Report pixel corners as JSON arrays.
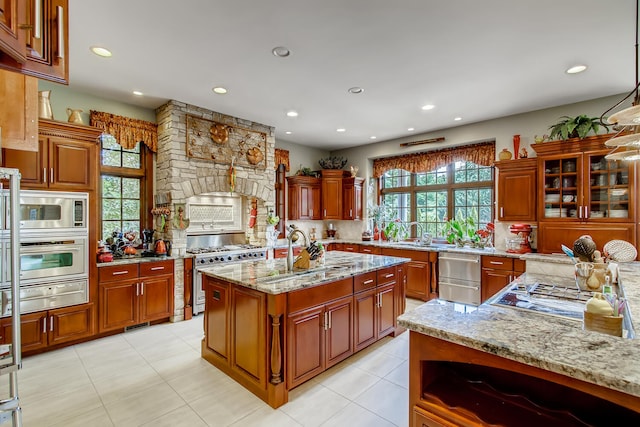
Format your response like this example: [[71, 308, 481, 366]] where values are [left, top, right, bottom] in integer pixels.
[[275, 148, 290, 171], [90, 110, 158, 152], [372, 141, 495, 178]]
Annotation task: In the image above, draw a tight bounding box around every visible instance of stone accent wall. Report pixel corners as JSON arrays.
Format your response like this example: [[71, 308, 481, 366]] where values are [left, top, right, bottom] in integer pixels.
[[155, 100, 276, 321]]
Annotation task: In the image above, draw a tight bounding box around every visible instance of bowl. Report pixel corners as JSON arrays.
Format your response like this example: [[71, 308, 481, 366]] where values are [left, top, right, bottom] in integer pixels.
[[318, 156, 348, 169]]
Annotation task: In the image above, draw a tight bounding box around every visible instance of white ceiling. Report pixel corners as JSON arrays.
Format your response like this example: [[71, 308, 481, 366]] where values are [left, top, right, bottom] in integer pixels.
[[69, 0, 637, 151]]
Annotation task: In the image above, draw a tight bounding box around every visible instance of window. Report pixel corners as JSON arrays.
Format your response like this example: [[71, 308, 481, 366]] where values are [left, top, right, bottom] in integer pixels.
[[380, 161, 493, 239], [100, 134, 150, 241]]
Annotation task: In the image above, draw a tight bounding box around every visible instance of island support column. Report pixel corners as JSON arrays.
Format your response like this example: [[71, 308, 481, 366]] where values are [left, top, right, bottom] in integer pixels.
[[267, 293, 287, 407]]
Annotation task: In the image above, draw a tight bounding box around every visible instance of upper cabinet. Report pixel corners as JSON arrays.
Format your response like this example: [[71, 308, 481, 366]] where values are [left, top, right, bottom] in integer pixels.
[[532, 135, 636, 254], [342, 177, 364, 221], [495, 158, 537, 222], [0, 0, 69, 84], [287, 175, 321, 220], [0, 68, 38, 151], [321, 170, 345, 220]]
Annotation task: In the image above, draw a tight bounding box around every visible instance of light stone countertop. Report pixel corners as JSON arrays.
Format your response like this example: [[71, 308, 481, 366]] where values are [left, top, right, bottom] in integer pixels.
[[397, 262, 640, 398], [197, 251, 410, 295], [96, 254, 183, 267]]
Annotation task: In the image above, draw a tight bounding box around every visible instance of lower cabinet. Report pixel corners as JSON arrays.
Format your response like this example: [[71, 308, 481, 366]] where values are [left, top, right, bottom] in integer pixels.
[[287, 294, 353, 388], [381, 247, 437, 301], [481, 256, 525, 302], [0, 303, 95, 353], [98, 260, 174, 332]]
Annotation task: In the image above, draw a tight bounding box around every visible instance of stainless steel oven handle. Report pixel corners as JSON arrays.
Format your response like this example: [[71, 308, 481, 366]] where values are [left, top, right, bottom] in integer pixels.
[[20, 245, 83, 255], [439, 281, 480, 291], [439, 257, 480, 263]]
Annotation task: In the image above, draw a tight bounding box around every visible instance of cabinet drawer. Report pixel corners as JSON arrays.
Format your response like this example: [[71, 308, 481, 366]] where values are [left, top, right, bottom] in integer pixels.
[[481, 256, 514, 271], [342, 244, 359, 252], [377, 267, 396, 286], [99, 264, 138, 283], [140, 260, 174, 277], [354, 271, 377, 293], [359, 245, 381, 255], [513, 259, 526, 274], [288, 277, 353, 314]]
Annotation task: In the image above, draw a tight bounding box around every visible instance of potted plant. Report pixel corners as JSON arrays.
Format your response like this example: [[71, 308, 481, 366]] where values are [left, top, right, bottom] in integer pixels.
[[547, 115, 609, 141], [444, 214, 478, 247], [384, 219, 407, 242]]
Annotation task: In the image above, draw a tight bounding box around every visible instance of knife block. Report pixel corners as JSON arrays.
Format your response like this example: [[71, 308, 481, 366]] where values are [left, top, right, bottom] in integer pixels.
[[583, 311, 623, 337]]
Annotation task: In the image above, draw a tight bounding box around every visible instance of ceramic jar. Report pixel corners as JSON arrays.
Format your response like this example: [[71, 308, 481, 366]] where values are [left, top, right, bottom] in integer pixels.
[[498, 148, 513, 161]]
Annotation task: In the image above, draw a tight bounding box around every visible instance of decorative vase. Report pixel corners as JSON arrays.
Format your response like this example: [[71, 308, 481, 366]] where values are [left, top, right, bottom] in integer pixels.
[[498, 148, 513, 161], [67, 108, 84, 124], [513, 135, 520, 159], [38, 90, 53, 120], [455, 238, 466, 248]]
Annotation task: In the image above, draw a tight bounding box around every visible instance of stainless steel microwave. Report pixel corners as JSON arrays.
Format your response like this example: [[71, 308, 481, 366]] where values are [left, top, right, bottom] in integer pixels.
[[11, 191, 88, 232]]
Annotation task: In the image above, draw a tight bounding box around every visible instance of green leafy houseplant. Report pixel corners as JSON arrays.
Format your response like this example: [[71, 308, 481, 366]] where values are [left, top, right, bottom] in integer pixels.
[[547, 115, 609, 141], [444, 214, 478, 246], [384, 219, 407, 242]]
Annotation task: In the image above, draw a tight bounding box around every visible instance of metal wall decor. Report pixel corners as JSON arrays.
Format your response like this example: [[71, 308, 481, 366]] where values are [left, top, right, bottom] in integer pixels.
[[186, 114, 267, 168]]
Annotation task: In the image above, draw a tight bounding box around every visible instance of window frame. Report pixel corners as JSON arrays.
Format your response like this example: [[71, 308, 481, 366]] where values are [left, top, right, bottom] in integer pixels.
[[379, 162, 494, 240]]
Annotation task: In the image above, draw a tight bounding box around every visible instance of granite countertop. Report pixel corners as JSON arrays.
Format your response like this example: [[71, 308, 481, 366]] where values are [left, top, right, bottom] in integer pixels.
[[197, 251, 410, 295], [96, 254, 183, 267], [398, 262, 640, 398]]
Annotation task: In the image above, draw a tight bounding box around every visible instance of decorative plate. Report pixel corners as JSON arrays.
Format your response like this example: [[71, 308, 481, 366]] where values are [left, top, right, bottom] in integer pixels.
[[603, 240, 637, 263]]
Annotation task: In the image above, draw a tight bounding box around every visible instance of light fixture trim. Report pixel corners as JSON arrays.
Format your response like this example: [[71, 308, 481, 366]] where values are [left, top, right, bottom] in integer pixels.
[[348, 87, 364, 94], [286, 110, 299, 117], [605, 133, 640, 147], [566, 64, 588, 74], [607, 104, 640, 125], [212, 86, 228, 94], [272, 46, 291, 57], [605, 147, 640, 160], [90, 46, 112, 57]]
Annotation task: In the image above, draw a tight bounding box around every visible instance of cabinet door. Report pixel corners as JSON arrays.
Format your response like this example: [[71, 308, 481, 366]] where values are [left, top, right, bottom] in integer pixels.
[[481, 268, 512, 302], [287, 305, 324, 388], [377, 283, 396, 338], [0, 70, 38, 152], [310, 184, 322, 219], [343, 178, 363, 220], [0, 0, 27, 62], [322, 177, 342, 219], [48, 303, 95, 346], [537, 222, 635, 256], [498, 168, 536, 221], [2, 138, 46, 187], [231, 286, 266, 386], [287, 183, 301, 220], [325, 297, 353, 368], [354, 288, 377, 351], [204, 279, 230, 360], [49, 137, 94, 190], [99, 282, 137, 332], [539, 154, 582, 221], [584, 153, 634, 222], [405, 260, 430, 301], [139, 275, 173, 322]]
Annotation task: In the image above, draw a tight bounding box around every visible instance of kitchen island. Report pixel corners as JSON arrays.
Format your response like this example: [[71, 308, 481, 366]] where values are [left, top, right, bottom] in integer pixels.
[[198, 251, 410, 408], [398, 262, 640, 426]]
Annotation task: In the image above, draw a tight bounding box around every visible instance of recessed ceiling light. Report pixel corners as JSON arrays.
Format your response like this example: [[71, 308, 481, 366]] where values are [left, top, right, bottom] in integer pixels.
[[348, 87, 364, 94], [132, 91, 143, 96], [566, 64, 587, 74], [454, 117, 462, 121], [286, 110, 298, 117], [285, 131, 292, 135], [272, 46, 291, 57], [90, 46, 112, 57], [336, 128, 346, 132], [212, 87, 227, 94], [370, 136, 377, 140], [407, 128, 415, 131], [421, 104, 435, 110]]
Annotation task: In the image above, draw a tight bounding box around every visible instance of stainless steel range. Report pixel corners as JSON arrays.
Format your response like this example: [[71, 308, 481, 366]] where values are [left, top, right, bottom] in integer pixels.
[[187, 233, 266, 315]]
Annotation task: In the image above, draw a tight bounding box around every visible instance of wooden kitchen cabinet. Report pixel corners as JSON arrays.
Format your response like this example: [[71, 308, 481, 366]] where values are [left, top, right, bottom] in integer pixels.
[[286, 175, 321, 220], [481, 255, 525, 302], [98, 260, 174, 333], [0, 303, 95, 353], [532, 135, 637, 255], [359, 245, 381, 255], [495, 158, 537, 222], [3, 119, 100, 190], [353, 269, 398, 351], [381, 247, 437, 301], [0, 69, 38, 151], [321, 170, 345, 220], [0, 0, 69, 84], [342, 176, 364, 220]]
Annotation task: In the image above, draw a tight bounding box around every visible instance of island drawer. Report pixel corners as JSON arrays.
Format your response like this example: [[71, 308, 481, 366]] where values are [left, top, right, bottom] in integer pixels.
[[288, 277, 353, 313], [481, 256, 513, 271], [354, 271, 377, 293], [377, 267, 396, 286], [140, 260, 174, 277], [99, 264, 139, 283]]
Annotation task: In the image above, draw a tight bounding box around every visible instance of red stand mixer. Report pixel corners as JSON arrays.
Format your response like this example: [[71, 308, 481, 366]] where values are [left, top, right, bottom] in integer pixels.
[[506, 223, 533, 254]]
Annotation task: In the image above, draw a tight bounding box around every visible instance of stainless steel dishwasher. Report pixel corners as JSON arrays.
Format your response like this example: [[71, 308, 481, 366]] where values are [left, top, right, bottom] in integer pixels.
[[438, 252, 481, 305]]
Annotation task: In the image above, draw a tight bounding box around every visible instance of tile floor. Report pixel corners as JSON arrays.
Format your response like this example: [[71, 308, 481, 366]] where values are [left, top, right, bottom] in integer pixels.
[[1, 298, 423, 427]]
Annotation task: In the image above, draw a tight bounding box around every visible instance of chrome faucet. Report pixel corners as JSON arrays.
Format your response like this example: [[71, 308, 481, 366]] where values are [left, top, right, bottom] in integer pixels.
[[405, 221, 430, 245], [286, 225, 308, 271]]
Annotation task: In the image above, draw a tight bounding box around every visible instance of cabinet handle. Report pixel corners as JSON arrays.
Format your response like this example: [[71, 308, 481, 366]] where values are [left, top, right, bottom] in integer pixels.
[[50, 168, 54, 184], [490, 261, 504, 265], [112, 270, 130, 276], [57, 5, 65, 59], [385, 273, 394, 278], [379, 293, 383, 308], [150, 266, 164, 271], [141, 282, 144, 295], [584, 205, 588, 218], [50, 316, 54, 332], [500, 207, 504, 217], [43, 168, 47, 183], [136, 283, 139, 296], [363, 279, 374, 285], [324, 209, 326, 216], [43, 317, 47, 334], [350, 209, 353, 217], [328, 312, 332, 329], [34, 0, 42, 39], [323, 312, 328, 330], [579, 206, 583, 219]]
